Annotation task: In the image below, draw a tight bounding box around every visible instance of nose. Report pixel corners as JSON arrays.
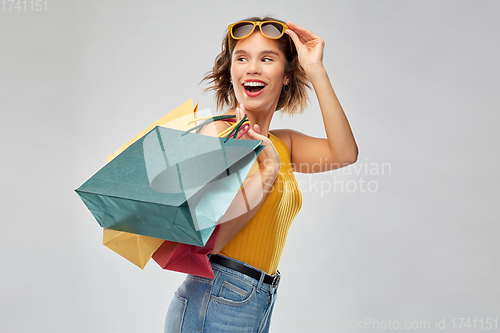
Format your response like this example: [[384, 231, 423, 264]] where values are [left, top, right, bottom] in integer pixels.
[[246, 58, 261, 75]]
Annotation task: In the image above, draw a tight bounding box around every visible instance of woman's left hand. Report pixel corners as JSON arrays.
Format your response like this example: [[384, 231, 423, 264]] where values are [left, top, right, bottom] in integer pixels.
[[285, 21, 325, 72]]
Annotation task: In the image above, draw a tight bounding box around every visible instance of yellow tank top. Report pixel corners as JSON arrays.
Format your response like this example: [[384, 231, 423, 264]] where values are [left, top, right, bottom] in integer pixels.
[[219, 131, 303, 275]]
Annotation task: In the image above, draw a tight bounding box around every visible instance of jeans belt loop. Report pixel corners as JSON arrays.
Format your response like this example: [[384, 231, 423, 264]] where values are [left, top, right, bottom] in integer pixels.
[[272, 270, 281, 289], [257, 270, 265, 292]]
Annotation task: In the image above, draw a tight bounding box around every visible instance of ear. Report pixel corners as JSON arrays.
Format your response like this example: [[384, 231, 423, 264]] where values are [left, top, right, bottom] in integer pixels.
[[283, 74, 290, 86]]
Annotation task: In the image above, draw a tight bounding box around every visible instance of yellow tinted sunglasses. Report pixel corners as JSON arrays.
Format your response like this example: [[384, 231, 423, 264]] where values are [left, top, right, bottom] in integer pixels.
[[228, 21, 293, 53]]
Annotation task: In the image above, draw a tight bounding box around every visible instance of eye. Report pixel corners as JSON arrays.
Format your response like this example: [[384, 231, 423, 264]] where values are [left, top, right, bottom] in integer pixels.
[[236, 57, 248, 62], [262, 57, 273, 62]]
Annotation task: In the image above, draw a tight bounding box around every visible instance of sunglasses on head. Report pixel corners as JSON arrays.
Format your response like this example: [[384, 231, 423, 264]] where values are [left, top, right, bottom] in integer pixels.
[[227, 20, 293, 53]]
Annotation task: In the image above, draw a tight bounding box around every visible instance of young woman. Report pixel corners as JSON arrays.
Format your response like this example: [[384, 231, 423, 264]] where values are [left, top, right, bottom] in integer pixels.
[[164, 17, 358, 332]]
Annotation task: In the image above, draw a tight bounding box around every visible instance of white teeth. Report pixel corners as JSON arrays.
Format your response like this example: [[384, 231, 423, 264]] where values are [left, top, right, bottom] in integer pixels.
[[243, 81, 265, 87]]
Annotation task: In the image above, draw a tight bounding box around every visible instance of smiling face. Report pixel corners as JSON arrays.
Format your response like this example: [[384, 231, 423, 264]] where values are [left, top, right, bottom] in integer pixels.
[[230, 31, 289, 113]]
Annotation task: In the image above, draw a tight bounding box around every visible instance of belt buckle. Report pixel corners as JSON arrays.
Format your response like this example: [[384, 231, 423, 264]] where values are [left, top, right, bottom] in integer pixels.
[[271, 272, 281, 288]]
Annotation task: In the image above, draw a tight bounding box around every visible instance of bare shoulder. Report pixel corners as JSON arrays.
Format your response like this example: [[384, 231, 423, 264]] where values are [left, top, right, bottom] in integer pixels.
[[269, 128, 318, 154], [268, 129, 292, 153]]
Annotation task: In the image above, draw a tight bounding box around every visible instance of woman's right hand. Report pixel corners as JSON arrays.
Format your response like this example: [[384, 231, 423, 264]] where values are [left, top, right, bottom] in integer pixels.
[[236, 104, 281, 182]]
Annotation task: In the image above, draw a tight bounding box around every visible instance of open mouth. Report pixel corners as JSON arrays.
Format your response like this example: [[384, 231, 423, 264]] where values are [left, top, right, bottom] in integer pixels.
[[243, 81, 266, 93]]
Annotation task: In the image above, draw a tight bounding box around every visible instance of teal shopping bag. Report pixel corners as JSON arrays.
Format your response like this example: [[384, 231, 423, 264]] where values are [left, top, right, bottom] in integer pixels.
[[76, 126, 263, 247]]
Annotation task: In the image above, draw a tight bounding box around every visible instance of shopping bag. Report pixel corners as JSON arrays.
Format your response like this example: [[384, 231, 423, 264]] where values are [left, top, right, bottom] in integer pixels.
[[152, 225, 220, 278], [100, 99, 200, 268], [91, 100, 257, 269], [76, 124, 264, 247], [103, 229, 164, 269]]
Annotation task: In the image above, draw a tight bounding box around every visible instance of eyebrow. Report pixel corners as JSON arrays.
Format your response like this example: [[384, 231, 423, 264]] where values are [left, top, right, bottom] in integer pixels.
[[233, 50, 280, 57]]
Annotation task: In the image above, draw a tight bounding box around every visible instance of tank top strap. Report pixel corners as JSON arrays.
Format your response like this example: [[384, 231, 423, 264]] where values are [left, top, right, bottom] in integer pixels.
[[268, 131, 291, 164]]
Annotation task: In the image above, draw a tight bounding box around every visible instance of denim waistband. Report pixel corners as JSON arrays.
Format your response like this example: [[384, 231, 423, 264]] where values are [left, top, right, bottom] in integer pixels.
[[207, 255, 280, 294]]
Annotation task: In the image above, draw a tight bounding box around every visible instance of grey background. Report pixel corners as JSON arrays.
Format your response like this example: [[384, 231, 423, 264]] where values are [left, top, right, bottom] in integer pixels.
[[1, 0, 499, 332]]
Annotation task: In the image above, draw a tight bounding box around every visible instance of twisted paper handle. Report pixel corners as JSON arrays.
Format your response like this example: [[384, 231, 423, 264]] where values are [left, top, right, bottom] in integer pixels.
[[183, 114, 250, 141]]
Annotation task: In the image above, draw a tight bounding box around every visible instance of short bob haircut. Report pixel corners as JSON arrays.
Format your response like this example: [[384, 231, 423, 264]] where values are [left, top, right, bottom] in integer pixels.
[[202, 16, 310, 116]]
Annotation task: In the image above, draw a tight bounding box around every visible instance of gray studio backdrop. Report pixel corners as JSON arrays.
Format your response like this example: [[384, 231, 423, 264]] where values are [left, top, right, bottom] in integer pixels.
[[1, 1, 499, 332]]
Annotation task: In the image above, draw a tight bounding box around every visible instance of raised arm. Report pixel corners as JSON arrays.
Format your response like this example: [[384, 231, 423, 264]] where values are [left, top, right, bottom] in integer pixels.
[[284, 21, 358, 173]]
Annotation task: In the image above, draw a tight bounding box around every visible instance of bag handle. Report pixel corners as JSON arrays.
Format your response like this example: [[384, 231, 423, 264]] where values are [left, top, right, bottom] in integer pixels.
[[182, 114, 250, 142]]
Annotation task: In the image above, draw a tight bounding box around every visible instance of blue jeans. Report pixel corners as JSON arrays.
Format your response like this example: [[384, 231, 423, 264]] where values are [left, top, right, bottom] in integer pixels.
[[164, 256, 279, 333]]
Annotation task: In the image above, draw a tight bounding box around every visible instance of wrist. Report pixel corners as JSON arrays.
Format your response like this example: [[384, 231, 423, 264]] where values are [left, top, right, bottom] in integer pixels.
[[304, 63, 326, 78]]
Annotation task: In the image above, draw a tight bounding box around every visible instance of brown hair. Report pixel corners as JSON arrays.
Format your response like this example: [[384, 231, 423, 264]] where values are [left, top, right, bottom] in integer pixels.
[[202, 16, 310, 116]]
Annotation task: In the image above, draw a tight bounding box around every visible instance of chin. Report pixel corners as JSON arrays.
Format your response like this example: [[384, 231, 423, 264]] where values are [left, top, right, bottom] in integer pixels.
[[236, 98, 276, 113], [242, 103, 271, 113]]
